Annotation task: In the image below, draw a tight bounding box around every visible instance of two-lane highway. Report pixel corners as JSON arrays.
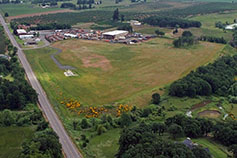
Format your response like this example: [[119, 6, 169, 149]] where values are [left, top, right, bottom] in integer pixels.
[[0, 14, 82, 158]]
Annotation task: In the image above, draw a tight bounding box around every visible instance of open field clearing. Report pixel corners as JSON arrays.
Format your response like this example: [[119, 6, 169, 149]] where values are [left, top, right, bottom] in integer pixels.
[[0, 4, 65, 17], [25, 38, 225, 107], [188, 11, 237, 40], [0, 127, 34, 158]]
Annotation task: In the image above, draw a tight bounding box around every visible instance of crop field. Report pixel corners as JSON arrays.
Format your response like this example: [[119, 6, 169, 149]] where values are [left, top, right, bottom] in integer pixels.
[[24, 38, 224, 108], [0, 4, 64, 17], [0, 127, 34, 158]]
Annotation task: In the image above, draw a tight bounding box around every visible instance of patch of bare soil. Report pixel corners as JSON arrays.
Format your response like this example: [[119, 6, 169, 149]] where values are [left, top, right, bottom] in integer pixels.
[[198, 110, 221, 118], [81, 54, 112, 71], [7, 9, 74, 21], [191, 100, 212, 111]]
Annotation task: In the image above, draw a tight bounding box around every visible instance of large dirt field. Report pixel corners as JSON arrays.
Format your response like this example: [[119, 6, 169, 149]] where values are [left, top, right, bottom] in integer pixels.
[[7, 9, 74, 21], [25, 38, 225, 107]]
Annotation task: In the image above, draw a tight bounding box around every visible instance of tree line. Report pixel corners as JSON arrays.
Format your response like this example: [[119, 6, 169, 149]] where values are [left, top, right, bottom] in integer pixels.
[[143, 16, 201, 28], [199, 36, 227, 44], [0, 23, 63, 157], [169, 55, 237, 97]]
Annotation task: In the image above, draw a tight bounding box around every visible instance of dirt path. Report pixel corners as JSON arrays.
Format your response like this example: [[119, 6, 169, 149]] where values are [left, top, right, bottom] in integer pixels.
[[7, 9, 75, 21]]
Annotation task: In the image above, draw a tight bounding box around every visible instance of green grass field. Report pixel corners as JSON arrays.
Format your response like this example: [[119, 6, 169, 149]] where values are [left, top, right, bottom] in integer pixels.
[[0, 127, 35, 158], [188, 11, 237, 40], [0, 3, 62, 16], [192, 138, 229, 158], [24, 38, 224, 107]]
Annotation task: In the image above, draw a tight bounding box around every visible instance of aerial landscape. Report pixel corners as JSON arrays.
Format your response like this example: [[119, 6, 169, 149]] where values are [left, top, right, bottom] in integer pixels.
[[1, 0, 237, 157]]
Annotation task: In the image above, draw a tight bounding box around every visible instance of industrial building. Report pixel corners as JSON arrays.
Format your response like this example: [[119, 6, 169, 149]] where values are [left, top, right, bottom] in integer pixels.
[[102, 30, 128, 40], [16, 29, 27, 35]]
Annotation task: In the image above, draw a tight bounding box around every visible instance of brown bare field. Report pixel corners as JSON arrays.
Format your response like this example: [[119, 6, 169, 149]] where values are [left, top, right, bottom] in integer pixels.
[[7, 9, 75, 21], [198, 110, 221, 118]]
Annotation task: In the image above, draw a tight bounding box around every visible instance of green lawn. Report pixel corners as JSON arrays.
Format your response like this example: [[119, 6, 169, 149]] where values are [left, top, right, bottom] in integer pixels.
[[188, 11, 237, 40], [0, 3, 62, 16], [0, 127, 35, 158], [192, 138, 229, 158], [85, 129, 120, 158]]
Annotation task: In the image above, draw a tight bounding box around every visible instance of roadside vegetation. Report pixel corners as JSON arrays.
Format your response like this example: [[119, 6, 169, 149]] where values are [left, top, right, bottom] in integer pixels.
[[0, 24, 63, 158]]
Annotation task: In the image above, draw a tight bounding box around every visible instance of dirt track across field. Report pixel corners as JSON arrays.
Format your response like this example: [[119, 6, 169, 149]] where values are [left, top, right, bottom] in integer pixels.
[[7, 9, 75, 21]]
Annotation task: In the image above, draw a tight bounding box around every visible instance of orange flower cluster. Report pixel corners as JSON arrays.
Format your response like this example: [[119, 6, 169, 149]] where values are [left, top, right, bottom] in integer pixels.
[[78, 107, 108, 118], [53, 85, 133, 118], [60, 98, 81, 111], [116, 104, 132, 117]]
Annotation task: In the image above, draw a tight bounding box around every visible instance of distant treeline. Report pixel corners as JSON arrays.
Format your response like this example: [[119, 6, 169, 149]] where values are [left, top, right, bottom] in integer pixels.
[[158, 2, 237, 18], [199, 36, 227, 44], [143, 16, 201, 28], [10, 21, 71, 30], [0, 0, 20, 4], [169, 55, 237, 97], [31, 0, 70, 4], [32, 23, 71, 30]]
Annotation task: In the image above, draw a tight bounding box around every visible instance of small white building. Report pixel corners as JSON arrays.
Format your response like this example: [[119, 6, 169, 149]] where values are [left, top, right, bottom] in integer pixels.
[[102, 30, 128, 40], [16, 29, 27, 35], [19, 34, 34, 40], [64, 33, 78, 38], [225, 23, 237, 30], [130, 20, 141, 26]]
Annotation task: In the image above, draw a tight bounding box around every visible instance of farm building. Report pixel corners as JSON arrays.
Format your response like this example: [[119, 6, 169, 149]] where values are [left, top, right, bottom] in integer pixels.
[[64, 33, 78, 38], [19, 34, 34, 40], [225, 23, 237, 30], [102, 30, 128, 40], [130, 20, 142, 26], [16, 29, 27, 35]]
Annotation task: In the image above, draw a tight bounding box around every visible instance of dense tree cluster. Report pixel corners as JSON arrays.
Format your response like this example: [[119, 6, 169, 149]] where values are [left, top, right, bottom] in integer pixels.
[[31, 23, 71, 30], [0, 58, 37, 110], [230, 30, 237, 48], [173, 31, 195, 48], [20, 128, 62, 158], [117, 24, 133, 32], [215, 21, 227, 29], [169, 55, 237, 97], [155, 29, 165, 36], [199, 36, 227, 44], [143, 16, 201, 28], [0, 26, 11, 54], [213, 121, 237, 146], [116, 121, 211, 158], [60, 2, 76, 8], [165, 114, 214, 138]]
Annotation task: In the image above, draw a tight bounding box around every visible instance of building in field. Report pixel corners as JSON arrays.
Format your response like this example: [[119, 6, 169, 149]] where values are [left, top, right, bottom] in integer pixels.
[[19, 34, 34, 40], [16, 29, 27, 35], [225, 23, 237, 30], [102, 30, 128, 40]]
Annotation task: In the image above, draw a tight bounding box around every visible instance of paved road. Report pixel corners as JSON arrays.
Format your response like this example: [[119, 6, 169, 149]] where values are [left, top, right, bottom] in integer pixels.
[[0, 15, 82, 158], [50, 47, 76, 70]]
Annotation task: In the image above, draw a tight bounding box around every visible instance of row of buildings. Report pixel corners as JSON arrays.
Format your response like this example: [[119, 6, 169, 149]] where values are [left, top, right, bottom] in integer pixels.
[[15, 29, 41, 45], [45, 29, 154, 44]]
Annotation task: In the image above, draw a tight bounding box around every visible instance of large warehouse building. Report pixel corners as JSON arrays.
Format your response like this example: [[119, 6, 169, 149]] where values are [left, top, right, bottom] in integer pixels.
[[102, 30, 128, 40]]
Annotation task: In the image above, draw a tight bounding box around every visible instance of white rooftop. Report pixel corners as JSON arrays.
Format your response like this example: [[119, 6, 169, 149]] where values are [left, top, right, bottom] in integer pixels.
[[103, 30, 128, 36], [16, 29, 27, 34], [225, 23, 237, 30]]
